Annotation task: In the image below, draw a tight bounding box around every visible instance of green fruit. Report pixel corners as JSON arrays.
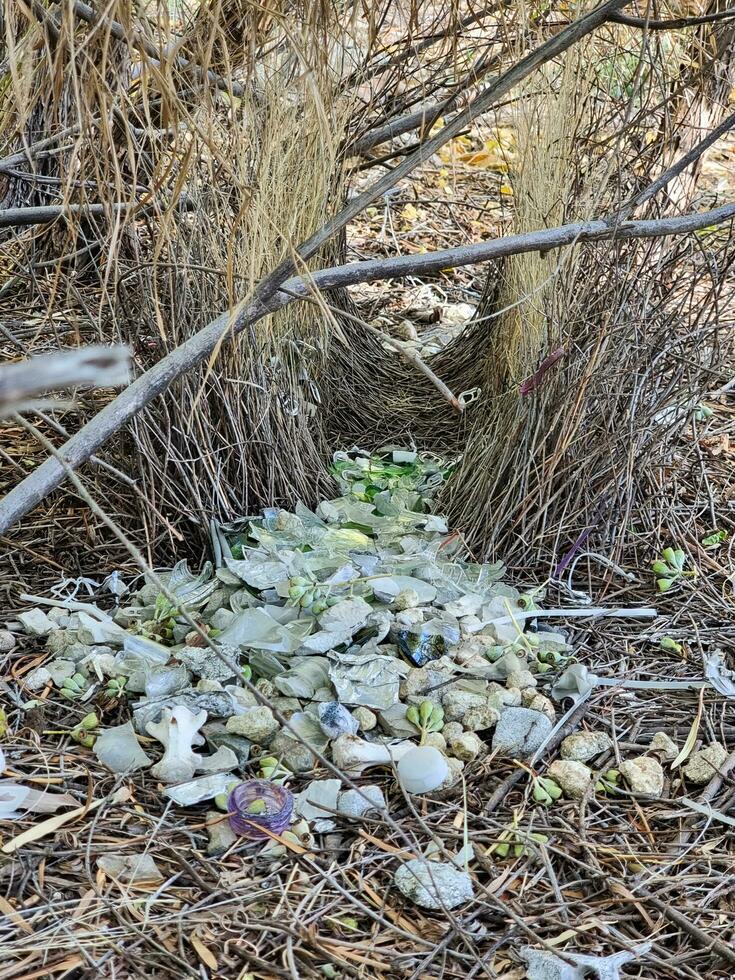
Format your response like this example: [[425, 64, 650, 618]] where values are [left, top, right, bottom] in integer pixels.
[[652, 561, 669, 576], [419, 700, 433, 726], [657, 578, 674, 592], [660, 637, 683, 654], [311, 600, 328, 615], [405, 705, 420, 727], [495, 841, 510, 858]]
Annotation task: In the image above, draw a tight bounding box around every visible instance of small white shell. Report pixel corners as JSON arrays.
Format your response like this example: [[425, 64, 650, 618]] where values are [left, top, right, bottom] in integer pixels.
[[397, 746, 449, 794]]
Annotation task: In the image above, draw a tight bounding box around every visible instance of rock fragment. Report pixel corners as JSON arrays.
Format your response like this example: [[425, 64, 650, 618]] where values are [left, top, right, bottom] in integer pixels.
[[492, 708, 552, 758], [560, 731, 613, 763], [547, 760, 594, 800], [683, 742, 728, 784], [619, 756, 665, 797], [394, 859, 473, 910]]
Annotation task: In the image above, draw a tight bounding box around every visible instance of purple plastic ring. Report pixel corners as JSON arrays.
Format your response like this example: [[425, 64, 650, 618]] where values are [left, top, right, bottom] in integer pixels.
[[227, 779, 294, 840]]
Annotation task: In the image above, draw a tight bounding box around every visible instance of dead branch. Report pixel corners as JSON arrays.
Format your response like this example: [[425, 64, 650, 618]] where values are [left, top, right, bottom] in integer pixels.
[[610, 7, 735, 29], [0, 345, 130, 415], [0, 204, 132, 228]]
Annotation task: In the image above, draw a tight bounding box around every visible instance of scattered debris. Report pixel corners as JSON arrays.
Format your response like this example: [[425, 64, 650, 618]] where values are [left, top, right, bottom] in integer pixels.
[[397, 745, 449, 793], [94, 721, 152, 773], [228, 779, 294, 839]]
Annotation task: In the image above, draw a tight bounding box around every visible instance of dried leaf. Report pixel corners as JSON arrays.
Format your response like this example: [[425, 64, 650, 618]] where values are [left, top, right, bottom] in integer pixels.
[[2, 787, 130, 854], [190, 934, 218, 971]]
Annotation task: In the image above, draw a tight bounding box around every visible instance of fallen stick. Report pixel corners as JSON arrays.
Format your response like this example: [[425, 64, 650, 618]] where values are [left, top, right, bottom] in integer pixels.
[[0, 200, 733, 532], [0, 345, 130, 414], [0, 203, 127, 228]]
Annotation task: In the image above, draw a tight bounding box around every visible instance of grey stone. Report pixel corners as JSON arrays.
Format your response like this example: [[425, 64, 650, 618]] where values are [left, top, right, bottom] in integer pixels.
[[547, 760, 594, 800], [337, 785, 386, 818], [294, 778, 342, 829], [394, 859, 474, 910], [18, 608, 58, 637], [177, 646, 237, 682], [24, 667, 52, 691], [379, 702, 420, 738], [196, 678, 224, 692], [270, 696, 303, 718], [47, 659, 77, 686], [441, 722, 464, 741], [463, 703, 501, 732], [619, 756, 665, 797], [560, 731, 613, 763], [94, 721, 152, 773], [442, 594, 482, 618], [394, 608, 424, 629], [205, 729, 251, 765], [47, 608, 71, 627], [228, 685, 259, 710], [423, 732, 447, 752], [255, 677, 275, 698], [268, 731, 316, 773], [447, 731, 485, 763], [206, 810, 238, 855], [401, 659, 455, 701], [352, 706, 377, 732], [649, 731, 678, 761], [0, 630, 16, 653], [394, 588, 420, 611], [441, 690, 488, 723], [492, 708, 553, 758], [209, 608, 235, 630], [506, 669, 537, 690], [683, 742, 728, 784], [522, 693, 556, 721]]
